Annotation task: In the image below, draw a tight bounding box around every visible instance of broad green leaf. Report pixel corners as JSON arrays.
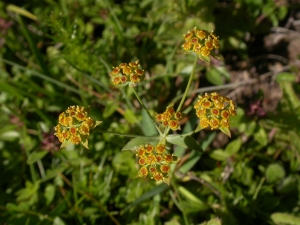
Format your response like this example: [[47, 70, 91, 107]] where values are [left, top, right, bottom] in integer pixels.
[[271, 212, 300, 225], [121, 183, 169, 214], [44, 184, 56, 206], [228, 36, 246, 50], [215, 66, 231, 80], [245, 120, 257, 136], [254, 126, 268, 146], [122, 136, 160, 151], [225, 138, 242, 156], [141, 109, 158, 136], [27, 151, 48, 164], [103, 101, 118, 118], [206, 67, 224, 85], [276, 175, 298, 194], [124, 109, 138, 124], [16, 181, 40, 202], [266, 163, 285, 184], [6, 203, 20, 212], [209, 149, 230, 161], [53, 216, 66, 225], [0, 130, 20, 141], [166, 135, 203, 153]]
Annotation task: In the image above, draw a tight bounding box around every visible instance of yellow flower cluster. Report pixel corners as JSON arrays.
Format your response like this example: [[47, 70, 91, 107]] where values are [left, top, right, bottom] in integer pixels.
[[54, 106, 101, 148], [155, 104, 183, 131], [194, 92, 236, 136], [136, 143, 179, 185], [182, 27, 219, 57], [110, 60, 144, 87]]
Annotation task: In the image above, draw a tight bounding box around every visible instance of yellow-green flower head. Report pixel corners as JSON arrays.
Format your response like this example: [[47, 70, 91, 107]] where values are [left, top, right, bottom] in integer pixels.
[[136, 143, 179, 185], [54, 106, 102, 149], [155, 103, 184, 131], [110, 60, 144, 87], [194, 92, 236, 137], [182, 27, 219, 59]]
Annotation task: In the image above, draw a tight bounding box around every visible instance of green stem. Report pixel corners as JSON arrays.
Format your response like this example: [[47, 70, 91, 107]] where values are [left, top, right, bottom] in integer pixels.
[[176, 55, 198, 113], [170, 179, 189, 225], [95, 129, 149, 138], [132, 87, 162, 135], [163, 56, 198, 138]]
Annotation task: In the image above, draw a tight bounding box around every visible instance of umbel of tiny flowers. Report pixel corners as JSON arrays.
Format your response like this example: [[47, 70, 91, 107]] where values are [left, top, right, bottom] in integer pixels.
[[110, 60, 144, 87], [155, 103, 184, 132], [181, 27, 220, 63], [54, 106, 102, 149], [194, 92, 237, 137], [136, 143, 180, 185]]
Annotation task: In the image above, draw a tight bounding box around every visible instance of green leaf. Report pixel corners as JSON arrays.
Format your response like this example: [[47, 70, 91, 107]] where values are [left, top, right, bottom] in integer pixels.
[[254, 126, 268, 146], [124, 109, 138, 124], [276, 175, 298, 194], [121, 183, 169, 214], [178, 186, 208, 210], [166, 135, 203, 153], [245, 120, 257, 136], [44, 184, 56, 206], [53, 216, 66, 225], [0, 130, 20, 141], [219, 127, 231, 137], [198, 54, 210, 64], [7, 4, 38, 21], [27, 151, 48, 164], [80, 136, 89, 149], [209, 149, 230, 161], [141, 109, 158, 136], [60, 140, 71, 148], [271, 212, 300, 225], [103, 101, 118, 118], [206, 67, 224, 85], [92, 120, 102, 129], [266, 163, 285, 184], [122, 136, 160, 151], [225, 138, 242, 156]]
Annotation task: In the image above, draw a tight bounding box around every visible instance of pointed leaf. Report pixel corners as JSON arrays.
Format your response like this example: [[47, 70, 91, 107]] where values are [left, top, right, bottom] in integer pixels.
[[225, 138, 242, 156], [166, 135, 203, 153], [122, 136, 161, 151], [271, 212, 300, 225], [121, 183, 169, 214], [220, 127, 231, 137], [27, 151, 48, 164], [103, 101, 118, 118], [198, 54, 210, 64], [60, 140, 71, 148], [206, 67, 224, 85], [7, 4, 38, 21], [92, 121, 102, 129], [81, 136, 89, 149], [44, 184, 55, 206], [141, 109, 158, 136], [209, 149, 230, 161], [53, 216, 66, 225]]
